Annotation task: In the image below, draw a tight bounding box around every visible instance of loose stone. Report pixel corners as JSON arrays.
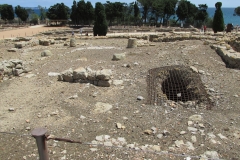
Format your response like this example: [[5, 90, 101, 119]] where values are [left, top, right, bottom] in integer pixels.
[[180, 131, 186, 135], [116, 123, 122, 129], [175, 140, 184, 147], [137, 96, 144, 100], [8, 108, 15, 111], [144, 130, 153, 135], [191, 136, 197, 143], [188, 127, 198, 132]]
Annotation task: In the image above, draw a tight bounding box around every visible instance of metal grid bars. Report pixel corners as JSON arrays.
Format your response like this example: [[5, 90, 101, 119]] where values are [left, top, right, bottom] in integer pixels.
[[147, 65, 212, 109]]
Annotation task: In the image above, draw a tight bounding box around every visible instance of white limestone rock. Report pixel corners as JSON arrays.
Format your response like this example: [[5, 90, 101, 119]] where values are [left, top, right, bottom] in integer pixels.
[[73, 67, 88, 80], [93, 102, 113, 114], [41, 50, 52, 57], [96, 69, 112, 81], [61, 68, 73, 82], [112, 53, 126, 61]]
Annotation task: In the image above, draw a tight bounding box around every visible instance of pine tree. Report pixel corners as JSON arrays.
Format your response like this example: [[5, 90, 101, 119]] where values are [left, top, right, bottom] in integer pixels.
[[93, 2, 108, 36], [212, 2, 224, 33], [70, 0, 77, 25], [134, 1, 140, 25]]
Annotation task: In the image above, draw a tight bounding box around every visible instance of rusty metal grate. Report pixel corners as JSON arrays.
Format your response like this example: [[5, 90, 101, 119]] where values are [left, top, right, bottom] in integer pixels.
[[147, 65, 212, 109]]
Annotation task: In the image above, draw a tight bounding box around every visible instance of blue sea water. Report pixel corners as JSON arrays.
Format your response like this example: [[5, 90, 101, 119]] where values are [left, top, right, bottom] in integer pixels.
[[207, 8, 240, 25]]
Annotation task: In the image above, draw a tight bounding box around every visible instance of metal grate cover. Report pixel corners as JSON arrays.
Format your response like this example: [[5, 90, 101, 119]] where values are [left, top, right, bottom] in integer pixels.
[[147, 65, 212, 109]]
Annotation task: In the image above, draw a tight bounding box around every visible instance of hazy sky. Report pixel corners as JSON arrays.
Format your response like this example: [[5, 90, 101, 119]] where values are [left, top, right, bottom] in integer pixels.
[[1, 0, 240, 8]]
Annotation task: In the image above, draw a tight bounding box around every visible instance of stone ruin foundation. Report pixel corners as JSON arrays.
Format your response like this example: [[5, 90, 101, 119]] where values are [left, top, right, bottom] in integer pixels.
[[58, 67, 112, 87], [147, 65, 212, 109], [0, 59, 29, 80]]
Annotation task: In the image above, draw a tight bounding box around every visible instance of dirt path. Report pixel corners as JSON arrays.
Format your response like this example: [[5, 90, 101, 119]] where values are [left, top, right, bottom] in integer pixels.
[[0, 25, 68, 39]]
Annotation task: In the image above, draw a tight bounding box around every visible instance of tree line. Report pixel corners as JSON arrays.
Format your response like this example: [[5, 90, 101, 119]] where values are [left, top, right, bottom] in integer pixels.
[[0, 0, 239, 33], [44, 0, 210, 27], [235, 6, 240, 16], [0, 4, 29, 24], [0, 0, 208, 26], [0, 4, 46, 24]]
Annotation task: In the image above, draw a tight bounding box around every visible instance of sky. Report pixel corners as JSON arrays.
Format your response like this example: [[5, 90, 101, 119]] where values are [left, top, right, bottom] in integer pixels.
[[0, 0, 240, 8]]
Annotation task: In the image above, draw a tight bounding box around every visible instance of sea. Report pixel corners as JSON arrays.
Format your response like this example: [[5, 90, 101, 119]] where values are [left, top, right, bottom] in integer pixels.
[[32, 7, 240, 26], [207, 8, 240, 26]]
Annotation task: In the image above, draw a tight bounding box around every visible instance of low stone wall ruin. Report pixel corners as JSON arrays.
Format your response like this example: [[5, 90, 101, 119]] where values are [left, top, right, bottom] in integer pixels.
[[0, 59, 29, 80], [58, 67, 112, 87], [229, 40, 240, 52], [3, 29, 240, 70], [211, 45, 240, 69]]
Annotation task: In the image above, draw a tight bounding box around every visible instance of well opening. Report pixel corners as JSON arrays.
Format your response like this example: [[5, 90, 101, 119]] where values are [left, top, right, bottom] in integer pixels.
[[162, 69, 195, 102], [147, 65, 212, 109]]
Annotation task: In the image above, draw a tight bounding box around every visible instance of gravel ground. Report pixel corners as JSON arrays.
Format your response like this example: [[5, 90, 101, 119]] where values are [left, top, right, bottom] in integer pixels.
[[0, 34, 240, 160]]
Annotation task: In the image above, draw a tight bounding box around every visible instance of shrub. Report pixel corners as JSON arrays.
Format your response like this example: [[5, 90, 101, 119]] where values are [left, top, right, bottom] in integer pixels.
[[206, 17, 213, 28], [30, 13, 39, 25]]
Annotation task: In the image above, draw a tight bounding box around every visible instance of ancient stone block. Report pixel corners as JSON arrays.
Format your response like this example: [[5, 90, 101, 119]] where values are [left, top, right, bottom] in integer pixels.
[[61, 68, 73, 82], [15, 42, 26, 48], [41, 50, 52, 57], [98, 80, 111, 87], [127, 38, 137, 48], [96, 69, 112, 81], [70, 38, 76, 47], [112, 53, 126, 61], [73, 67, 88, 80]]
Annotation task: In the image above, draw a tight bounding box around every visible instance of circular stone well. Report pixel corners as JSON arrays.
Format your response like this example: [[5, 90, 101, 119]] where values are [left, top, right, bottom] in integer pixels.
[[147, 65, 211, 109]]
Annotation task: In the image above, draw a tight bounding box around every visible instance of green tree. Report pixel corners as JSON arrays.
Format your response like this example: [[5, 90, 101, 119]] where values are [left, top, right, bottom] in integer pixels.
[[93, 2, 108, 36], [185, 1, 198, 24], [195, 4, 208, 24], [176, 0, 198, 25], [46, 3, 70, 20], [105, 1, 124, 26], [70, 0, 78, 25], [85, 1, 94, 26], [38, 5, 47, 20], [26, 8, 35, 22], [151, 0, 165, 25], [122, 2, 134, 26], [176, 0, 188, 22], [137, 0, 154, 23], [134, 1, 140, 25], [105, 1, 115, 26], [163, 0, 178, 25], [30, 13, 39, 25], [113, 2, 124, 25], [205, 17, 213, 28], [76, 0, 86, 25], [71, 0, 94, 26], [0, 4, 14, 23], [234, 6, 240, 16], [15, 5, 29, 24], [137, 0, 177, 25], [212, 2, 224, 33]]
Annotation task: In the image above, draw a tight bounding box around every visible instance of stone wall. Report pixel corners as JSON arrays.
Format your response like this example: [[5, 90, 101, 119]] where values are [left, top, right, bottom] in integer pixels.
[[229, 40, 240, 52], [0, 59, 29, 80], [3, 29, 240, 70], [211, 45, 240, 69], [107, 32, 240, 69], [58, 67, 113, 87]]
